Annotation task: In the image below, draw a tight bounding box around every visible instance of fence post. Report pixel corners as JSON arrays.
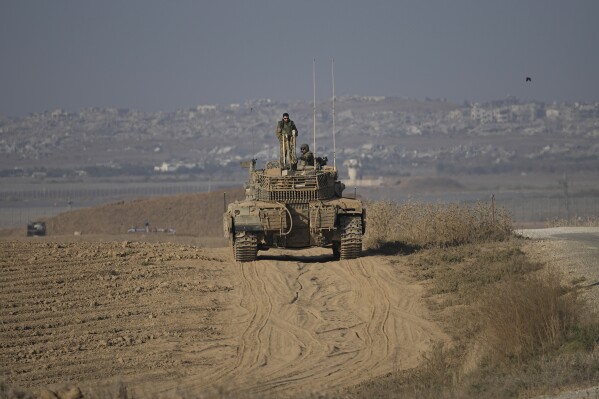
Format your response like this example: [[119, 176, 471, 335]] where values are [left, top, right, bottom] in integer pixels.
[[491, 194, 496, 224]]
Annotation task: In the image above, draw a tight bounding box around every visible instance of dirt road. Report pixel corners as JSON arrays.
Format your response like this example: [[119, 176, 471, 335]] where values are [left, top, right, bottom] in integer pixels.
[[0, 240, 447, 397], [517, 227, 599, 308]]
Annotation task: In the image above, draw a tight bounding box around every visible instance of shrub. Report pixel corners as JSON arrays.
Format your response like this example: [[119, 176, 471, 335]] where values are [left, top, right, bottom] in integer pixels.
[[364, 200, 513, 250], [478, 268, 587, 363]]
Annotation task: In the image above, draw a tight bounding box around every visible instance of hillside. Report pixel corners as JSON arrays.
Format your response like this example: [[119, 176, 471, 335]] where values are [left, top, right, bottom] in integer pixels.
[[30, 189, 244, 237], [37, 177, 459, 237]]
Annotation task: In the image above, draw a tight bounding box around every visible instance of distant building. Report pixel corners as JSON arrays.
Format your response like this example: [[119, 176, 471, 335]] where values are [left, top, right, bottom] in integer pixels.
[[344, 159, 361, 182], [470, 103, 492, 124], [196, 105, 217, 113], [492, 107, 512, 123], [51, 109, 67, 119], [154, 162, 177, 172], [546, 108, 560, 118]]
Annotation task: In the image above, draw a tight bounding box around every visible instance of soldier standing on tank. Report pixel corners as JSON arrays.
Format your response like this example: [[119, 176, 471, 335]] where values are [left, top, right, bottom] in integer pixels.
[[298, 143, 314, 167], [276, 113, 298, 167]]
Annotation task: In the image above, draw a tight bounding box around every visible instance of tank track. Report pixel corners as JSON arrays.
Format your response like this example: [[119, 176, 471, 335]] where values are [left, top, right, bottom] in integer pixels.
[[339, 216, 362, 260], [332, 242, 341, 260], [234, 233, 258, 262]]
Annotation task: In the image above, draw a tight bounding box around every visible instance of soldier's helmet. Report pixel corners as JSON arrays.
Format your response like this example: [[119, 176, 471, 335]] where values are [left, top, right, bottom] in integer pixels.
[[300, 143, 309, 152]]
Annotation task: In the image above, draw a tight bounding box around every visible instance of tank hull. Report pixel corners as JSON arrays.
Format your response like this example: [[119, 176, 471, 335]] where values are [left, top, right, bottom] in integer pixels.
[[224, 165, 365, 262]]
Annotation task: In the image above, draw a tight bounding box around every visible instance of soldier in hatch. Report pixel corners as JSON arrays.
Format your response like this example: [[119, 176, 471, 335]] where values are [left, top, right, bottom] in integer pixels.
[[276, 112, 298, 167], [298, 143, 314, 167]]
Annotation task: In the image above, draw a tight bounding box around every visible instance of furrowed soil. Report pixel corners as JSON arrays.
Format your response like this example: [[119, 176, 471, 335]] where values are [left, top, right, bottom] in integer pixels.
[[4, 193, 594, 398], [0, 238, 448, 398]]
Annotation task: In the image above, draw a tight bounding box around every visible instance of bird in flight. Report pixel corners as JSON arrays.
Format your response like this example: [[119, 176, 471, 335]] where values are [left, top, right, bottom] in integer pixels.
[[526, 77, 532, 82]]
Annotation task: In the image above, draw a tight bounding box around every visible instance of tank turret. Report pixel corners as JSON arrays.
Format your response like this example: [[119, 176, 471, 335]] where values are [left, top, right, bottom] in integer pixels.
[[224, 151, 366, 262]]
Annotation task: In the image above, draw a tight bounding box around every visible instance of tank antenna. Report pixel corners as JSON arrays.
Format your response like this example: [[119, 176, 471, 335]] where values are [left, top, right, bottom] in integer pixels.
[[313, 58, 317, 165], [332, 58, 336, 170], [250, 106, 254, 160]]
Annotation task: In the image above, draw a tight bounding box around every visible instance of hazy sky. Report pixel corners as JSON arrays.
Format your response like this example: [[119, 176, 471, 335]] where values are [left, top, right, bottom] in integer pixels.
[[1, 0, 598, 116]]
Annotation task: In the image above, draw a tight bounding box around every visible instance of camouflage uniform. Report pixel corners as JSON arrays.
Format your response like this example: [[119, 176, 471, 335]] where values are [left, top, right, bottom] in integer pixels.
[[276, 114, 298, 166], [299, 144, 314, 167]]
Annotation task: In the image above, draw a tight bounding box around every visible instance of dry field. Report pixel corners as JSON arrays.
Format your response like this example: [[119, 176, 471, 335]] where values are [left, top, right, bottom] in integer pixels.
[[1, 195, 598, 399], [0, 239, 448, 398]]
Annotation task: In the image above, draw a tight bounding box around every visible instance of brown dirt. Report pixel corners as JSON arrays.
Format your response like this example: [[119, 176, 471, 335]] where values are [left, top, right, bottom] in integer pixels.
[[0, 194, 448, 397], [3, 194, 593, 398], [0, 189, 245, 238], [0, 237, 448, 398]]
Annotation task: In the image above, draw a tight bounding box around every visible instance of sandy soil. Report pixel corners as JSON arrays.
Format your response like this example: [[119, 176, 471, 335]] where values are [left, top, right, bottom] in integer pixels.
[[2, 188, 596, 398], [0, 239, 448, 398]]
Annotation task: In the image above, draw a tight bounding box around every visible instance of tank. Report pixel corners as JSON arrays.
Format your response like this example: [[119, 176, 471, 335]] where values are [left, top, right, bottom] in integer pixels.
[[224, 155, 366, 262]]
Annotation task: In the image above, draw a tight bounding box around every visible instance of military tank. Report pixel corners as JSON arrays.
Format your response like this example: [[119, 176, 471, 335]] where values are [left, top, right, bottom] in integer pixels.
[[224, 155, 366, 262]]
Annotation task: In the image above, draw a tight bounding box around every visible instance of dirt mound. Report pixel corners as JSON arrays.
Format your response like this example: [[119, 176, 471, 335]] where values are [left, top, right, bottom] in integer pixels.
[[40, 189, 244, 237], [399, 176, 465, 192]]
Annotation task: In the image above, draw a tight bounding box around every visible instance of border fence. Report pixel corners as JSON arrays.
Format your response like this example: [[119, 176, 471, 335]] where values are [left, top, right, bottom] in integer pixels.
[[366, 188, 599, 228], [496, 195, 599, 225], [0, 181, 240, 229]]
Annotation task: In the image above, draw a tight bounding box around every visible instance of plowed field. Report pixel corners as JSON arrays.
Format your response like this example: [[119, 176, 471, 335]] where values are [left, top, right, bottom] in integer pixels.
[[0, 240, 447, 397]]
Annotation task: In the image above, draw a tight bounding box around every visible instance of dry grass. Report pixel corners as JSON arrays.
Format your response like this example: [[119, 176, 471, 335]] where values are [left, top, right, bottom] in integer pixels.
[[351, 200, 599, 398], [349, 253, 599, 399], [479, 268, 587, 363], [407, 243, 542, 301], [364, 200, 512, 250]]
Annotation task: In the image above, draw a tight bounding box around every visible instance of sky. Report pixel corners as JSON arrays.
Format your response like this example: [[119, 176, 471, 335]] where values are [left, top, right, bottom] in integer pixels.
[[1, 0, 599, 116]]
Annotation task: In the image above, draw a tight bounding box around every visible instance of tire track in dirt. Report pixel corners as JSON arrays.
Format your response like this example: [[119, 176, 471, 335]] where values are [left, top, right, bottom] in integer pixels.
[[224, 261, 274, 379], [1, 241, 448, 397], [183, 248, 449, 397], [184, 259, 327, 394], [356, 258, 392, 372]]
